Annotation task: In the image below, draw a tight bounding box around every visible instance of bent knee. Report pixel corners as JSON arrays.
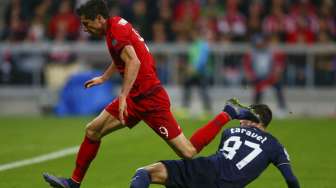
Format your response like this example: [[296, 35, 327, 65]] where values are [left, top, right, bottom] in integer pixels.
[[85, 122, 102, 140]]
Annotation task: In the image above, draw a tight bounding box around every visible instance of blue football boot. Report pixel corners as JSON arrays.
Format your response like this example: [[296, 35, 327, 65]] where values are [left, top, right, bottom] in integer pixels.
[[223, 98, 261, 123], [43, 173, 80, 188]]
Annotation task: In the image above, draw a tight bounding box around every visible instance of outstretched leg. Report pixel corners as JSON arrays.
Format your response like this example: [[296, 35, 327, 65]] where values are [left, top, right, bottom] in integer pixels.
[[168, 98, 261, 158], [72, 110, 125, 183], [166, 111, 231, 159], [189, 111, 230, 152]]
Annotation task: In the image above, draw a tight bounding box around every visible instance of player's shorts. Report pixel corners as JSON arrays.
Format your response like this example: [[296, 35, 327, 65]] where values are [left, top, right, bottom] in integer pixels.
[[161, 157, 220, 188], [105, 85, 182, 140]]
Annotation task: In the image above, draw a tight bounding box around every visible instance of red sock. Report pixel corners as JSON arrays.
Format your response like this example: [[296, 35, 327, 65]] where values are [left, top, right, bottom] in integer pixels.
[[190, 112, 230, 153], [71, 136, 101, 183]]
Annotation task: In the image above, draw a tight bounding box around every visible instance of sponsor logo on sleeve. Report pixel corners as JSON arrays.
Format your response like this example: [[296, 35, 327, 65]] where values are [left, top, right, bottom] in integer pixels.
[[159, 126, 169, 138]]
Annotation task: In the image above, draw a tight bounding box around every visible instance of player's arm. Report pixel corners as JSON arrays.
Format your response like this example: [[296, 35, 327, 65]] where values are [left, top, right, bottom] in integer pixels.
[[277, 164, 300, 188], [84, 62, 117, 88], [120, 45, 140, 97], [102, 62, 117, 80], [118, 45, 141, 124], [272, 144, 300, 188]]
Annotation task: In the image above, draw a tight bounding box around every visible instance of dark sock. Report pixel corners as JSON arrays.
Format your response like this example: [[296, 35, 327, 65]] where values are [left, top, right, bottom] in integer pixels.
[[68, 178, 80, 188], [130, 169, 151, 188]]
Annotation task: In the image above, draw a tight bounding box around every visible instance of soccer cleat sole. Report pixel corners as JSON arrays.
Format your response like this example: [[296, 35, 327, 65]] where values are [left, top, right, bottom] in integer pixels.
[[43, 173, 68, 188], [226, 98, 261, 123]]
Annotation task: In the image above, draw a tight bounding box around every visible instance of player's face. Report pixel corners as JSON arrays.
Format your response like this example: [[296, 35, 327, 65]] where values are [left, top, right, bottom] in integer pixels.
[[80, 16, 105, 36]]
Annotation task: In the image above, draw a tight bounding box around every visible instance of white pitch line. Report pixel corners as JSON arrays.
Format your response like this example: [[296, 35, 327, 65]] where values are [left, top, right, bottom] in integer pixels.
[[0, 146, 79, 172]]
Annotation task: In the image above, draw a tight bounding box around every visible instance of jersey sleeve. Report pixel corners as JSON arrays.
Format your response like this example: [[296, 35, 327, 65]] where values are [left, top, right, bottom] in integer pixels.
[[271, 141, 291, 167], [111, 18, 132, 51], [278, 163, 300, 188]]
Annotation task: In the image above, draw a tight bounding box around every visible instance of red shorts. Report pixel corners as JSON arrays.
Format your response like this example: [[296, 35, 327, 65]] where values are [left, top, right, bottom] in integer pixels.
[[105, 86, 182, 140]]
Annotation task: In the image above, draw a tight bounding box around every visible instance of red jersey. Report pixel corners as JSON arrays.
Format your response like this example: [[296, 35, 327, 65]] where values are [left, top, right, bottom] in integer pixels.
[[105, 16, 161, 97]]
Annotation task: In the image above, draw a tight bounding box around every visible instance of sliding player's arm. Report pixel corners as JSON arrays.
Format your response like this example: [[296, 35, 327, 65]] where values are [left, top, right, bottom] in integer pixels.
[[272, 144, 300, 188], [118, 45, 141, 124], [84, 62, 117, 88], [277, 164, 300, 188]]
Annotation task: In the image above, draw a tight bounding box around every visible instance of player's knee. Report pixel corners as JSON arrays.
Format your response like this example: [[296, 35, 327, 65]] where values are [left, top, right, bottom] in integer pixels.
[[85, 122, 102, 140]]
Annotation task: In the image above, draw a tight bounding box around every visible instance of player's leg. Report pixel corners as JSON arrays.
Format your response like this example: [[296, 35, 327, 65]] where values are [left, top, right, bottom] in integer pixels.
[[43, 110, 125, 188], [188, 111, 231, 152], [142, 109, 197, 159], [163, 98, 262, 157], [130, 163, 167, 188], [130, 157, 219, 188], [71, 110, 125, 183], [143, 109, 228, 159], [166, 110, 231, 157], [167, 133, 198, 159], [43, 97, 142, 188], [85, 109, 125, 141]]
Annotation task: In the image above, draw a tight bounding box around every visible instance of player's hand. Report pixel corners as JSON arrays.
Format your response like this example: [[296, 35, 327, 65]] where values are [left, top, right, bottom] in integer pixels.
[[118, 95, 128, 125], [84, 76, 105, 88]]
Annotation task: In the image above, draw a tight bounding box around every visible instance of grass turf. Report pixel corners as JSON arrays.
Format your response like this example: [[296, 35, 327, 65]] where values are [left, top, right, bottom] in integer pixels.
[[0, 116, 335, 188]]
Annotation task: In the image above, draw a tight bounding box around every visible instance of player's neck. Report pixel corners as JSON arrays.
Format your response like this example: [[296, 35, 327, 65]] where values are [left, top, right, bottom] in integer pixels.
[[245, 124, 266, 132], [255, 125, 266, 131]]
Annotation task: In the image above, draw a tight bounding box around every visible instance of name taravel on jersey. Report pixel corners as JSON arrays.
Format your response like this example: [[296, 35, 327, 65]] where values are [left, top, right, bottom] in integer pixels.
[[230, 127, 268, 144]]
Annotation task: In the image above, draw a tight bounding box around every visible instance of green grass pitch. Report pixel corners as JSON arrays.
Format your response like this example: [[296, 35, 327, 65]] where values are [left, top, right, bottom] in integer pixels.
[[0, 116, 335, 188]]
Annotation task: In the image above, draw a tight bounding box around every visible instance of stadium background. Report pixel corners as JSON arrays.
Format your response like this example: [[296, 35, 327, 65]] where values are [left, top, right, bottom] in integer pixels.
[[0, 0, 335, 187]]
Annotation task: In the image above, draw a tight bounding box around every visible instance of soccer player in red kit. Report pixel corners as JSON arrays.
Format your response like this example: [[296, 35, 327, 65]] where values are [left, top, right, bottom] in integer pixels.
[[42, 1, 252, 188]]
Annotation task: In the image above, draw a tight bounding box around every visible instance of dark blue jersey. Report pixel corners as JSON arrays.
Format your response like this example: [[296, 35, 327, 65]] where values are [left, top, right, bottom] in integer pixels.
[[209, 126, 291, 187]]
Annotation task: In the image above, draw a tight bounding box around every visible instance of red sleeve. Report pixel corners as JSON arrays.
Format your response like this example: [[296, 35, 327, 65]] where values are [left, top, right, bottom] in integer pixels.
[[111, 18, 132, 52]]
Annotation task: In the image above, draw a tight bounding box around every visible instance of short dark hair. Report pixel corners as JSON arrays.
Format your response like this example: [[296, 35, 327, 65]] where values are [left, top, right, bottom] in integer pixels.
[[250, 104, 272, 128], [76, 0, 109, 20]]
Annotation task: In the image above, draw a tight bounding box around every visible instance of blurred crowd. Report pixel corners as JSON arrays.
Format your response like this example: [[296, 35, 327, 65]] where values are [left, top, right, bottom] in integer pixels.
[[0, 0, 335, 89], [0, 0, 335, 116], [1, 0, 336, 44]]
